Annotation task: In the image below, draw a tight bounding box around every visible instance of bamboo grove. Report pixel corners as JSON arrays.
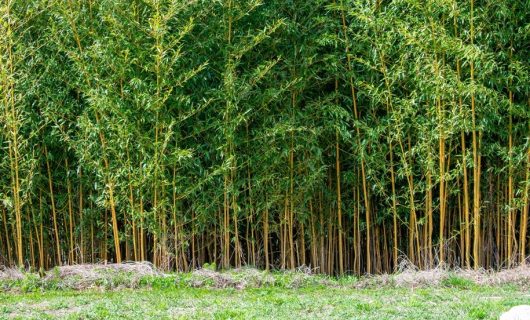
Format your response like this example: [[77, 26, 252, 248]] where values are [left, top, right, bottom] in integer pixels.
[[0, 0, 529, 275]]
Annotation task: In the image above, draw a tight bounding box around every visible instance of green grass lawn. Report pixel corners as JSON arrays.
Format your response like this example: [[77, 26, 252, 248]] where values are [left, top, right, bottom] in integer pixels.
[[0, 284, 528, 319]]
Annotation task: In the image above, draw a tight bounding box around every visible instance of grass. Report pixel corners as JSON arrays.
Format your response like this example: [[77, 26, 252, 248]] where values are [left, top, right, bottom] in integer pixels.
[[1, 264, 530, 319], [1, 284, 528, 319]]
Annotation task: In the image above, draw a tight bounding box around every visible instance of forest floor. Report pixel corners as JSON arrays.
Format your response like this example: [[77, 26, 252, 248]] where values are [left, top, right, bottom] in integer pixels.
[[1, 263, 530, 319]]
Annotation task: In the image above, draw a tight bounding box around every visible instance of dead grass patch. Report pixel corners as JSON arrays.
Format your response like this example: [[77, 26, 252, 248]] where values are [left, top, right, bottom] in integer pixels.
[[0, 267, 24, 281], [3, 260, 530, 291], [44, 261, 162, 290], [355, 261, 530, 289]]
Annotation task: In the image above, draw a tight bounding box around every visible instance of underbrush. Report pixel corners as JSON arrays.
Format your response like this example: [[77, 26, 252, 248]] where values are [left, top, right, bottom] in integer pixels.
[[0, 262, 162, 292], [2, 262, 530, 293], [0, 263, 344, 292]]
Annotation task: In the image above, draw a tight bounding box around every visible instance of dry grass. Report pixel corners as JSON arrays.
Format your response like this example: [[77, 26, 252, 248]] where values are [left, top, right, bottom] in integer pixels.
[[355, 260, 530, 289], [45, 261, 161, 280], [186, 265, 336, 289], [0, 261, 163, 291], [458, 265, 530, 287], [189, 268, 275, 289], [43, 261, 163, 290], [189, 268, 249, 289], [0, 267, 24, 281], [3, 260, 530, 291]]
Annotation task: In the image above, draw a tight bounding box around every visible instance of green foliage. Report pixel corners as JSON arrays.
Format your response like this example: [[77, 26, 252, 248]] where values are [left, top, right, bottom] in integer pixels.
[[203, 262, 217, 271], [0, 0, 528, 274], [442, 274, 476, 289]]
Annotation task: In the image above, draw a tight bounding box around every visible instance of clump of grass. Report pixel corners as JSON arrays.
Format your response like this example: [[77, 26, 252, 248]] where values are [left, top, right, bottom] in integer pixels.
[[442, 274, 475, 289], [0, 273, 41, 293], [185, 267, 278, 289], [460, 265, 530, 288], [43, 261, 163, 291], [1, 262, 164, 292], [184, 266, 339, 289], [354, 260, 530, 289], [353, 262, 450, 289], [468, 306, 488, 320], [0, 267, 24, 281]]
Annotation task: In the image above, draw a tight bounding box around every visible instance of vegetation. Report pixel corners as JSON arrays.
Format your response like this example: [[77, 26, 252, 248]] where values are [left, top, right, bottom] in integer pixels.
[[1, 266, 530, 319], [2, 286, 529, 319], [0, 0, 529, 275]]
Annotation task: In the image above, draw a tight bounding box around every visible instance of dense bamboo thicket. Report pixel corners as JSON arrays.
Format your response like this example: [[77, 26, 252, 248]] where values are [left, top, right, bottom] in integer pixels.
[[1, 0, 529, 274]]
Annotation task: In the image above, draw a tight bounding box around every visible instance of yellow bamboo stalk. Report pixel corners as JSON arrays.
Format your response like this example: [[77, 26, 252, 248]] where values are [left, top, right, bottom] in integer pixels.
[[470, 0, 481, 269]]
